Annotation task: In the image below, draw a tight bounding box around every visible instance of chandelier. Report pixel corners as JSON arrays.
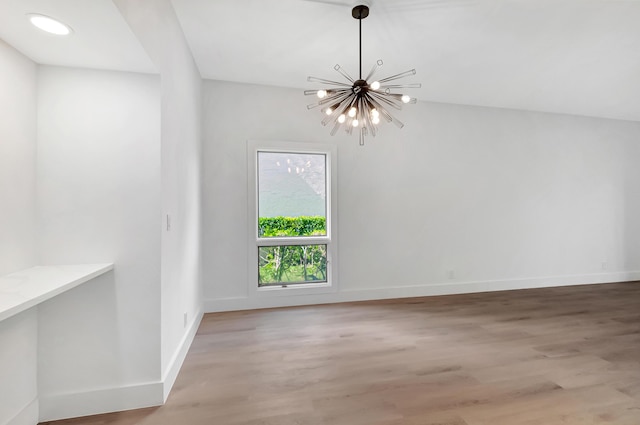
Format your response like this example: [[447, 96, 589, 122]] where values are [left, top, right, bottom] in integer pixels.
[[305, 4, 421, 145]]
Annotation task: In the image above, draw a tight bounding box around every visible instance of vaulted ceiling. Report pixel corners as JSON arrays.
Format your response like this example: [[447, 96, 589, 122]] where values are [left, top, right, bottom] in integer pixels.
[[1, 0, 639, 121]]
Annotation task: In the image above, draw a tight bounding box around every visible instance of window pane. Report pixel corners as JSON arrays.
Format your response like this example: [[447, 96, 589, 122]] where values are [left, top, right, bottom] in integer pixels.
[[258, 152, 326, 237], [258, 245, 327, 286]]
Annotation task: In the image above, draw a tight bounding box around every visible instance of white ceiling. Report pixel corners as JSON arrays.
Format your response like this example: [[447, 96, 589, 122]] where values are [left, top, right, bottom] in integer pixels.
[[0, 0, 156, 73], [1, 0, 639, 121]]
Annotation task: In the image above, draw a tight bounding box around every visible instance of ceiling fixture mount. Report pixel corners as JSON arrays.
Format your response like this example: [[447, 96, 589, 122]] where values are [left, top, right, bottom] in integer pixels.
[[306, 4, 421, 145], [27, 14, 73, 36]]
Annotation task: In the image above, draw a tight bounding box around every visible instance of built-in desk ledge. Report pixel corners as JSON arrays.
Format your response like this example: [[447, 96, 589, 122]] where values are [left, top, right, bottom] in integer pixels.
[[0, 263, 114, 322]]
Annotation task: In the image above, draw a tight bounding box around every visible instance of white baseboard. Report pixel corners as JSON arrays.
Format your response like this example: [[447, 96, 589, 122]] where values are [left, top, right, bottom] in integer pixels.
[[205, 271, 640, 313], [162, 309, 204, 402], [38, 382, 164, 422], [5, 398, 38, 425], [37, 311, 205, 422]]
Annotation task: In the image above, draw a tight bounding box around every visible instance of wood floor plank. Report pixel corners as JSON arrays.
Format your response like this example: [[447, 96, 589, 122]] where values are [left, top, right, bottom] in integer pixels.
[[41, 281, 640, 425]]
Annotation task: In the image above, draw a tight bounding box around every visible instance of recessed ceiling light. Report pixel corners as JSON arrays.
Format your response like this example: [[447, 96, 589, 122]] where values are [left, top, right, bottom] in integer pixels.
[[27, 14, 73, 36]]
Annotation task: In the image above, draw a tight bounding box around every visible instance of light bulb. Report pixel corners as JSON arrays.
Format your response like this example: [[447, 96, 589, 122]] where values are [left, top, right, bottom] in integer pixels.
[[352, 119, 359, 127], [317, 90, 327, 99], [372, 116, 380, 125], [401, 95, 411, 104], [371, 108, 379, 117], [28, 14, 72, 35], [325, 107, 333, 115], [338, 114, 346, 123], [348, 107, 357, 118], [370, 81, 381, 90]]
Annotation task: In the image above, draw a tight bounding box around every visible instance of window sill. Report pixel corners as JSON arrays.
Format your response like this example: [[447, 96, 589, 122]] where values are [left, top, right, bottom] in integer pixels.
[[255, 281, 335, 297]]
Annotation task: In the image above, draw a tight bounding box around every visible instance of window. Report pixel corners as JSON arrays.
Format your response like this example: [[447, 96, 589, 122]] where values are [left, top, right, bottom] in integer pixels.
[[248, 141, 337, 295]]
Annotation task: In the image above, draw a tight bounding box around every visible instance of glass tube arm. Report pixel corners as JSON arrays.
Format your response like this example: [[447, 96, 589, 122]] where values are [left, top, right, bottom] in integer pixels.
[[378, 69, 417, 84], [380, 83, 422, 89], [307, 76, 353, 87]]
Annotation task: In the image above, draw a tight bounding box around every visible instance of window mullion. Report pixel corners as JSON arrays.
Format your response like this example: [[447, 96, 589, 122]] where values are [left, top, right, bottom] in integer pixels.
[[257, 236, 330, 247]]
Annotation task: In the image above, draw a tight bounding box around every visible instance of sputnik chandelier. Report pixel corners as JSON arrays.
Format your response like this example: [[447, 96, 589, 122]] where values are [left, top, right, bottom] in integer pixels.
[[305, 4, 421, 145]]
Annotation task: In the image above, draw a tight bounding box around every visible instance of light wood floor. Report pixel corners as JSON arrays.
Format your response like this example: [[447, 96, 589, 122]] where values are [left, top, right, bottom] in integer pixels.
[[43, 282, 640, 425]]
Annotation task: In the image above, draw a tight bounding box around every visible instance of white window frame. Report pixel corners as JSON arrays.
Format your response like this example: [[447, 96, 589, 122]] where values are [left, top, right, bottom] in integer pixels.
[[247, 140, 338, 297]]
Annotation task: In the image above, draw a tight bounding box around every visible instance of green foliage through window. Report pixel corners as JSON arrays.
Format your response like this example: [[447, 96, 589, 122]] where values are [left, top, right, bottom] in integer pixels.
[[258, 216, 326, 237], [258, 216, 327, 286]]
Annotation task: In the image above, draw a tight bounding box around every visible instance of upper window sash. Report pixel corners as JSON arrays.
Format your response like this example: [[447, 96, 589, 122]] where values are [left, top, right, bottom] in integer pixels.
[[254, 148, 333, 241]]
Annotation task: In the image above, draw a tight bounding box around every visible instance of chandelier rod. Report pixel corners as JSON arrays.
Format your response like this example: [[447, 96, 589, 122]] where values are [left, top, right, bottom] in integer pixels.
[[353, 5, 368, 79], [359, 13, 362, 79]]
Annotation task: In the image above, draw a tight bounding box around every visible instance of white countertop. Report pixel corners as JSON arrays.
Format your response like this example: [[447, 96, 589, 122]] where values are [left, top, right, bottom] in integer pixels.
[[0, 264, 114, 322]]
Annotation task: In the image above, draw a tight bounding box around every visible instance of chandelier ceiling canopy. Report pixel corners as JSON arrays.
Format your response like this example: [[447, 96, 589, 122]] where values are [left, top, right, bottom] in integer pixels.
[[305, 4, 421, 145]]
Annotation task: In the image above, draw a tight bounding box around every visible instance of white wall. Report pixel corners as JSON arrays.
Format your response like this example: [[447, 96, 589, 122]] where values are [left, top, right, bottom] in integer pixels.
[[113, 0, 203, 400], [0, 39, 37, 275], [0, 40, 38, 425], [36, 66, 162, 420], [156, 44, 203, 399], [203, 80, 640, 311]]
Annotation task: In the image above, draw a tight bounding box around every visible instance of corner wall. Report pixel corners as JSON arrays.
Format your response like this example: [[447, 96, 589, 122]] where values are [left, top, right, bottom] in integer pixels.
[[0, 39, 38, 425], [113, 0, 204, 400], [0, 39, 37, 275], [203, 80, 640, 311]]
